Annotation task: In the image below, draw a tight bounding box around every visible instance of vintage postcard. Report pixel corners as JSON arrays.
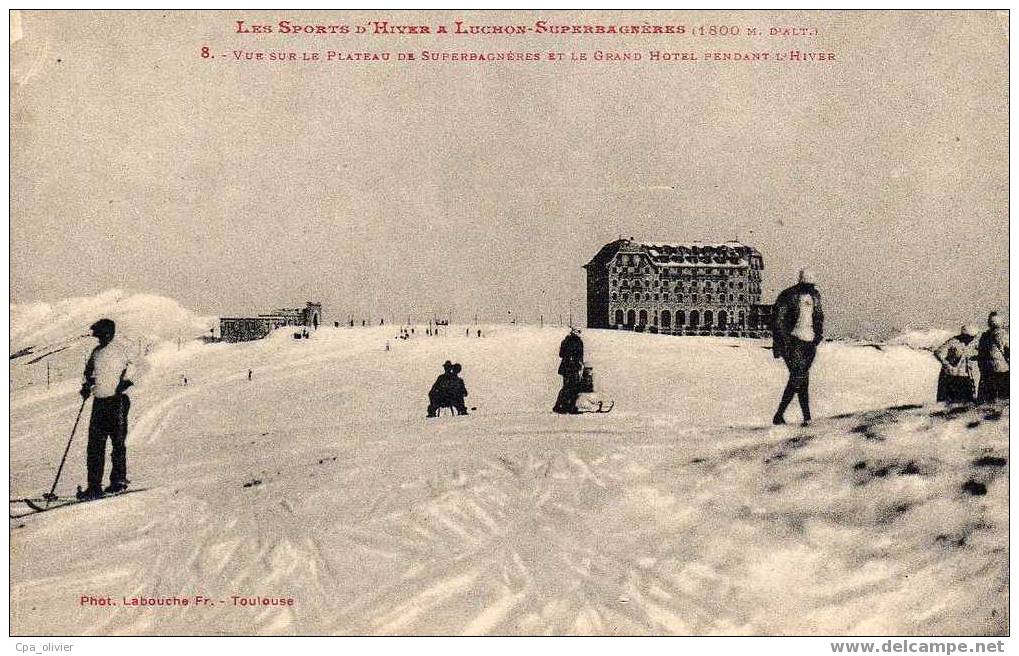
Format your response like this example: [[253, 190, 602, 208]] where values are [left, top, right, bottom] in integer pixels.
[[8, 9, 1009, 641]]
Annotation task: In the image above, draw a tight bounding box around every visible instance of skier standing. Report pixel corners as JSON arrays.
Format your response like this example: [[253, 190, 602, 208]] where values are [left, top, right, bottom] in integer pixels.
[[771, 269, 824, 425], [553, 328, 584, 414], [77, 319, 139, 500]]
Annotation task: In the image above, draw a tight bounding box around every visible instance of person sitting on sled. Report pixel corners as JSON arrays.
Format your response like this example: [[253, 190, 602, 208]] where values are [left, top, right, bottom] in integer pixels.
[[449, 363, 469, 416], [427, 361, 457, 418]]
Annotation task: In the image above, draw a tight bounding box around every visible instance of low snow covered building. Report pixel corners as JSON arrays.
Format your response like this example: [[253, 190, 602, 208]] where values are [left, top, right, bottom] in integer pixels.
[[584, 239, 772, 336], [219, 302, 322, 343]]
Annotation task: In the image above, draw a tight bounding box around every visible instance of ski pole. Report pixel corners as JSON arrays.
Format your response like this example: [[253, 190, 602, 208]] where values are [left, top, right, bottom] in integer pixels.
[[43, 396, 87, 503]]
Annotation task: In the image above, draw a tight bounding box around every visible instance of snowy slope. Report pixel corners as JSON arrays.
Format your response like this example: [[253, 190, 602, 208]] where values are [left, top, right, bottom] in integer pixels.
[[9, 326, 1007, 635], [9, 289, 215, 393]]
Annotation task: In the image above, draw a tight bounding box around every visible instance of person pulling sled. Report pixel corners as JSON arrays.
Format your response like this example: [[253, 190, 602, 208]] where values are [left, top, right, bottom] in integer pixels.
[[553, 328, 584, 414]]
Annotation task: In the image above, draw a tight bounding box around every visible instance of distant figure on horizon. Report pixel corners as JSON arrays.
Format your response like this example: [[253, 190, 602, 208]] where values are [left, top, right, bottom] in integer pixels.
[[362, 320, 366, 327], [477, 329, 482, 338], [553, 328, 584, 414], [977, 312, 1009, 402], [771, 269, 824, 425], [934, 325, 979, 403], [247, 369, 252, 381]]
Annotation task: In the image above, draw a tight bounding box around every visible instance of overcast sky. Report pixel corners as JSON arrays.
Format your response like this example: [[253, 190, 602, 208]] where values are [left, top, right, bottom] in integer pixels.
[[10, 10, 1009, 338]]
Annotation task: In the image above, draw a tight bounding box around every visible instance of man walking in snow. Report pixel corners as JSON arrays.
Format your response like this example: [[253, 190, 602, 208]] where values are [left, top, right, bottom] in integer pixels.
[[553, 328, 585, 414], [78, 318, 138, 500], [771, 269, 824, 425]]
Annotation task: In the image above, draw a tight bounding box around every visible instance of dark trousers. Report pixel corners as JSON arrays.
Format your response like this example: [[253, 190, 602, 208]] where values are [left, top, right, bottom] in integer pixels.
[[937, 371, 974, 404], [87, 395, 130, 490], [776, 339, 816, 421], [978, 372, 1009, 403], [553, 370, 582, 413]]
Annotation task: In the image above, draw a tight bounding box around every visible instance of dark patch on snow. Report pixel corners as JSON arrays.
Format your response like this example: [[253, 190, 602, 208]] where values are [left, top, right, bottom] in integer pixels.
[[850, 423, 884, 441], [982, 408, 1003, 421], [936, 533, 967, 548], [973, 456, 1007, 468], [832, 412, 855, 419], [961, 480, 987, 496], [872, 466, 890, 478], [878, 502, 914, 523], [765, 482, 782, 493], [243, 479, 263, 488], [853, 461, 868, 470], [932, 406, 970, 419], [966, 421, 982, 429], [784, 435, 814, 450], [689, 457, 706, 464], [899, 461, 921, 476], [764, 451, 787, 464], [889, 403, 924, 411]]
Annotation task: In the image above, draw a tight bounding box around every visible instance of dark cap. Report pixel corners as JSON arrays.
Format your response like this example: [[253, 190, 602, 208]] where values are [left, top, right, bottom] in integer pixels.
[[442, 360, 453, 371], [90, 318, 116, 337]]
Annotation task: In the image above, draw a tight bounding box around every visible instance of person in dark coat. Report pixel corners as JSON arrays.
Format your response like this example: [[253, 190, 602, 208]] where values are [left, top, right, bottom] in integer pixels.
[[977, 312, 1009, 402], [771, 269, 824, 425], [450, 363, 469, 416], [934, 325, 979, 403], [427, 361, 457, 418], [553, 329, 585, 414]]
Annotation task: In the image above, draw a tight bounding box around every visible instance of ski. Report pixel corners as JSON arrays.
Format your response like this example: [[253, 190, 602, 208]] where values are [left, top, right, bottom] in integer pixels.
[[10, 488, 148, 518]]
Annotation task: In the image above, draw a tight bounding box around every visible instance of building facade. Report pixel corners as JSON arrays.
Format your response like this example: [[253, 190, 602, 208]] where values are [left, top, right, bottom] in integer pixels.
[[584, 239, 772, 336], [219, 302, 323, 343]]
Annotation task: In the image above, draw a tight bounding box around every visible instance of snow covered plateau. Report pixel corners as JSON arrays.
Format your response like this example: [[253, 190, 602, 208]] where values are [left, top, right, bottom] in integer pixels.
[[9, 295, 1008, 635]]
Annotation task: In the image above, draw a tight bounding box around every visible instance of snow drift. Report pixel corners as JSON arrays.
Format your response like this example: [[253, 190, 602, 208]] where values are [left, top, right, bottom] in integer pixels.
[[10, 288, 214, 353], [9, 324, 1007, 635], [886, 328, 958, 352], [9, 289, 215, 392]]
